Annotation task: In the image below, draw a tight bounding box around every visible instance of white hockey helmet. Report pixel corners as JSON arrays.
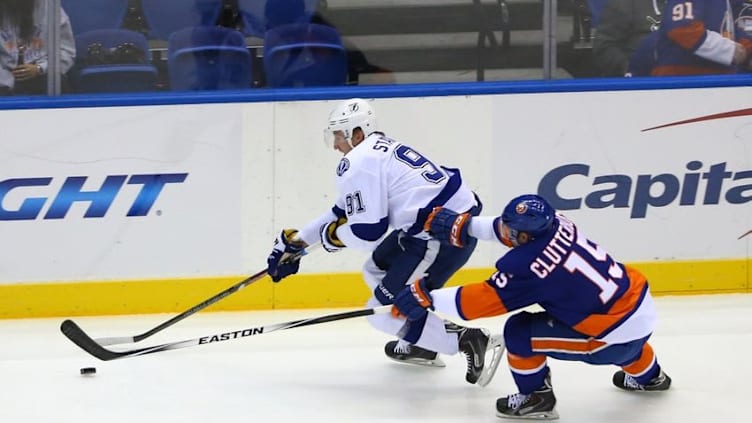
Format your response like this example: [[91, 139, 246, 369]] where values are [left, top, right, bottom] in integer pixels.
[[323, 98, 377, 148]]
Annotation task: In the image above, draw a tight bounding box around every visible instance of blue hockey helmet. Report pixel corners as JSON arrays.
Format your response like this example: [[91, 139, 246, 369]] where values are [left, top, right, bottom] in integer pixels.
[[499, 194, 555, 247]]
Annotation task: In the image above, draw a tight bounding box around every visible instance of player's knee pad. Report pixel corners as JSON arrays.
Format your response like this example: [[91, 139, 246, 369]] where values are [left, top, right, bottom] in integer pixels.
[[504, 311, 535, 356]]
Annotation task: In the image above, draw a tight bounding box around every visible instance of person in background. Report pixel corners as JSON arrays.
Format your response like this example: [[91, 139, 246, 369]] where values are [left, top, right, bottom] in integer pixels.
[[652, 0, 752, 75], [394, 194, 671, 419], [264, 0, 394, 85], [740, 1, 752, 36], [266, 98, 500, 385], [0, 0, 75, 95], [593, 0, 664, 77]]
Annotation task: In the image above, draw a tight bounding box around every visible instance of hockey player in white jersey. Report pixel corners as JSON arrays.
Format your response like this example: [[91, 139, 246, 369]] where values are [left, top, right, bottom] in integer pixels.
[[267, 98, 498, 385]]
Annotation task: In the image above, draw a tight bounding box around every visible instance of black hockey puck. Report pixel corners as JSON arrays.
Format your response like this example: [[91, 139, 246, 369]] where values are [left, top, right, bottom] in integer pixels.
[[80, 367, 96, 375]]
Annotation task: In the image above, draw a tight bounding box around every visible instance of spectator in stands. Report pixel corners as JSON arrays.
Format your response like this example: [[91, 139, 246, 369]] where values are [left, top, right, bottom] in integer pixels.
[[0, 0, 75, 95], [652, 0, 752, 75], [263, 0, 393, 85], [311, 2, 393, 84], [592, 0, 664, 77], [736, 0, 752, 38]]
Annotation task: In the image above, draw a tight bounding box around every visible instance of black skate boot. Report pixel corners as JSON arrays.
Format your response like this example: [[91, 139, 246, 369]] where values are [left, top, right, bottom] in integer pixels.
[[384, 340, 445, 367], [612, 369, 671, 391], [496, 372, 558, 420], [446, 321, 505, 386], [445, 322, 491, 384]]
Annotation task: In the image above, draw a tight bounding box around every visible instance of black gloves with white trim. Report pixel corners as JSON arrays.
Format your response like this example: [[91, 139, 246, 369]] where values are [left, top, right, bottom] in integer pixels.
[[267, 229, 306, 282], [267, 216, 348, 283]]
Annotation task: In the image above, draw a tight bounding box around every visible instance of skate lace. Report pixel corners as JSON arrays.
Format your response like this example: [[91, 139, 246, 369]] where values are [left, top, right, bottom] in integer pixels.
[[459, 329, 483, 369], [463, 349, 473, 371], [394, 343, 411, 354], [623, 374, 643, 390], [507, 393, 530, 410]]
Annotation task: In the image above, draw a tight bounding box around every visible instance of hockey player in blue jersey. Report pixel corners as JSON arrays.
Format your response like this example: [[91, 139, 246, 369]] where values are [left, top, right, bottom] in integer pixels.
[[653, 0, 752, 75], [393, 194, 671, 419], [266, 98, 502, 385]]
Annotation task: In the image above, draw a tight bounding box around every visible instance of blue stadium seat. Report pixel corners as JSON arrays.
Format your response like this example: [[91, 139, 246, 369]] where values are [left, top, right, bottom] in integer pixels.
[[61, 0, 129, 36], [72, 29, 158, 93], [238, 0, 318, 37], [263, 23, 347, 88], [140, 0, 224, 40], [168, 26, 252, 91], [587, 0, 609, 28]]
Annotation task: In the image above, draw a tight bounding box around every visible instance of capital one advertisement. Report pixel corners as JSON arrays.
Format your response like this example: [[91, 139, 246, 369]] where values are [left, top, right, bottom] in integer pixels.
[[0, 103, 243, 283], [492, 88, 751, 262]]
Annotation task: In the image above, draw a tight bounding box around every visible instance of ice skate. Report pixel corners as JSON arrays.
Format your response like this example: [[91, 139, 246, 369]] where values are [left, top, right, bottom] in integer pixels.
[[496, 372, 558, 420], [447, 322, 505, 385], [384, 339, 445, 367], [612, 369, 672, 391]]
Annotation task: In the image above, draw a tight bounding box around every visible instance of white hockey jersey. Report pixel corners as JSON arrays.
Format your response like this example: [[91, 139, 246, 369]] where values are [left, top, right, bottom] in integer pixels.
[[299, 133, 477, 251]]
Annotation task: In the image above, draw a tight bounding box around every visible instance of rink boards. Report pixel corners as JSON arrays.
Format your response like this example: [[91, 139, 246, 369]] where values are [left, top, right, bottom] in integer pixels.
[[1, 87, 750, 318]]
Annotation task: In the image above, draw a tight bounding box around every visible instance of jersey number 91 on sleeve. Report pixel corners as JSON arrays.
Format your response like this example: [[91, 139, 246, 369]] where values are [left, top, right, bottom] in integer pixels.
[[345, 190, 366, 216]]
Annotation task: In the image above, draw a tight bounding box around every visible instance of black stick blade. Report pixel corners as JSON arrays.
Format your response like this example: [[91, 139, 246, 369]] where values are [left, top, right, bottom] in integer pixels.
[[60, 319, 124, 361]]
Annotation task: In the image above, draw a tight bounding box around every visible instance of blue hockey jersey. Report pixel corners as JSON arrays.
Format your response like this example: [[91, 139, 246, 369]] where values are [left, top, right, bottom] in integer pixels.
[[653, 0, 752, 75], [432, 214, 657, 344]]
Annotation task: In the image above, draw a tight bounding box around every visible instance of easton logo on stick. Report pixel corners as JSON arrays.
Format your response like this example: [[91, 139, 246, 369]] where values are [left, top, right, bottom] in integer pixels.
[[198, 327, 265, 344]]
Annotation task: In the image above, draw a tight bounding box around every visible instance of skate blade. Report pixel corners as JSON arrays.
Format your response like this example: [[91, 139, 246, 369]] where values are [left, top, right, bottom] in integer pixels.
[[496, 409, 559, 420], [387, 356, 446, 368], [477, 334, 505, 387]]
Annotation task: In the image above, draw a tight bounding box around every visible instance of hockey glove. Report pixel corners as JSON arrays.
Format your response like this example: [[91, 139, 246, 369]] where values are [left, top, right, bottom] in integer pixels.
[[424, 207, 471, 247], [267, 229, 306, 282], [320, 216, 347, 253], [391, 279, 434, 321]]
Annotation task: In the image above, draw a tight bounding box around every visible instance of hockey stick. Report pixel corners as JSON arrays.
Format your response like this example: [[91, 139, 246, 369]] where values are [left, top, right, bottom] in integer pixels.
[[60, 305, 391, 361], [92, 244, 318, 346], [92, 267, 269, 346]]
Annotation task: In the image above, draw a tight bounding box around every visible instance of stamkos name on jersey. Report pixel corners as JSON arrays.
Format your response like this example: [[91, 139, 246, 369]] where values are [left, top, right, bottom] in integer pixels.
[[198, 327, 265, 344]]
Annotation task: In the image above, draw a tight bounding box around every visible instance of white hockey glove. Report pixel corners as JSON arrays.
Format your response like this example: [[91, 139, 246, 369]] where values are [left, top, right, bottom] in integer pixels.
[[319, 216, 347, 252]]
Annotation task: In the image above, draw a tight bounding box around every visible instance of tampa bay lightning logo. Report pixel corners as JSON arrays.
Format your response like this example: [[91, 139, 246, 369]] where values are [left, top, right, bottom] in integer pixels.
[[336, 158, 350, 176]]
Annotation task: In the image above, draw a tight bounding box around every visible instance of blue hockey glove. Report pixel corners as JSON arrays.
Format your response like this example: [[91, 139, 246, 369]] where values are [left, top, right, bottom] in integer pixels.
[[267, 229, 306, 282], [391, 279, 434, 321], [319, 216, 347, 252], [424, 207, 471, 247]]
